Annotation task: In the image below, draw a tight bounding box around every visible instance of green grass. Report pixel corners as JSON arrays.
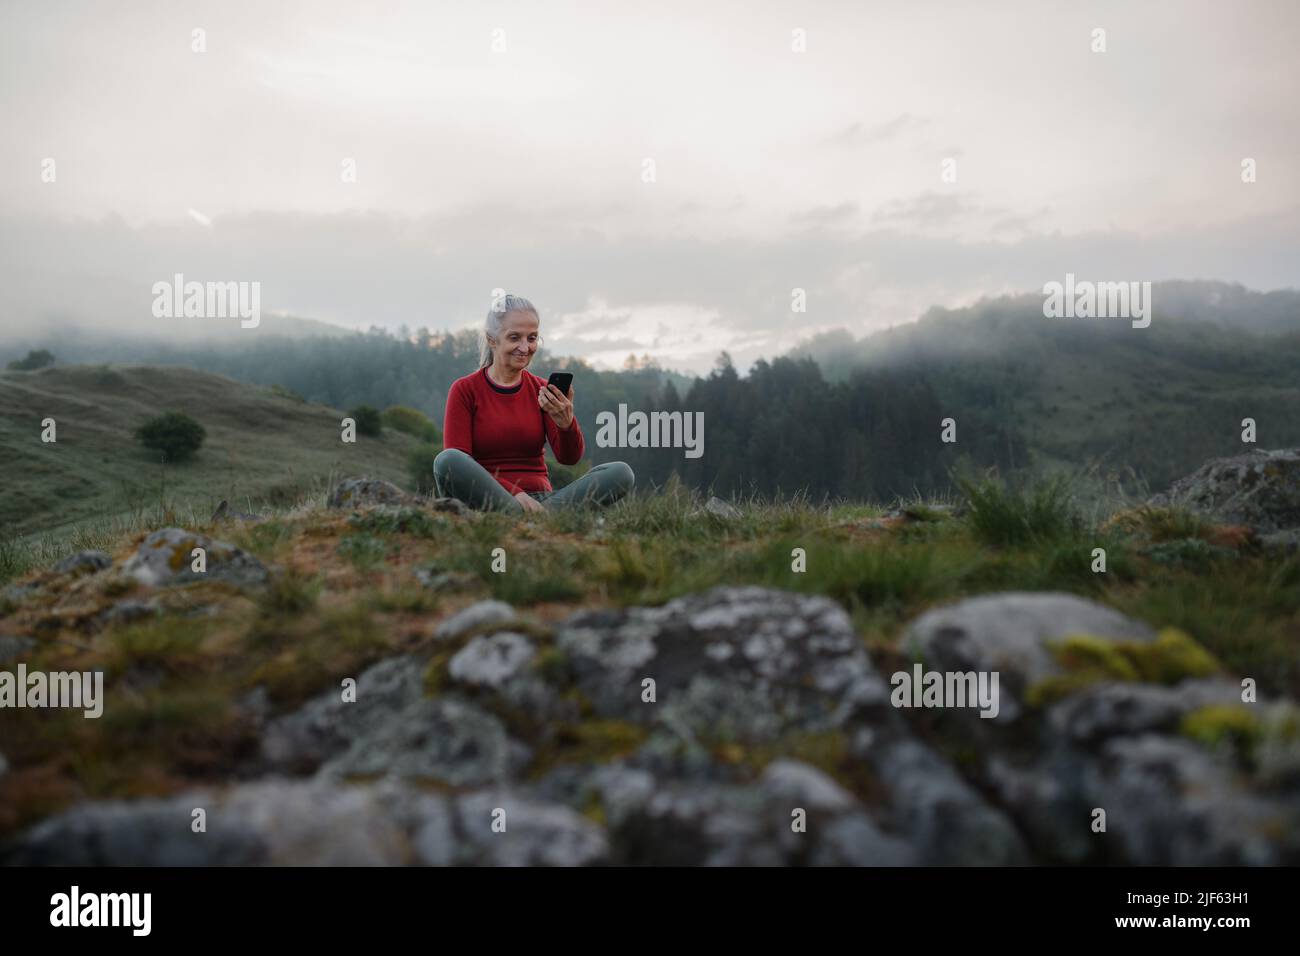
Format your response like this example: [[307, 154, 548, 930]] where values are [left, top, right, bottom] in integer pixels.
[[0, 363, 427, 550], [956, 472, 1084, 548], [3, 453, 1299, 843]]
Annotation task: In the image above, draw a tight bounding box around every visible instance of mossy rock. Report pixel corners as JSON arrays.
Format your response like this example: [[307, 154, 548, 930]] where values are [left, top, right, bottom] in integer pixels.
[[1026, 628, 1221, 707], [1180, 705, 1262, 752]]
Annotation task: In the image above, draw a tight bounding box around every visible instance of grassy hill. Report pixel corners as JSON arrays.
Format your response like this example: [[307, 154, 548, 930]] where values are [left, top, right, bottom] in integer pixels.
[[0, 364, 425, 543]]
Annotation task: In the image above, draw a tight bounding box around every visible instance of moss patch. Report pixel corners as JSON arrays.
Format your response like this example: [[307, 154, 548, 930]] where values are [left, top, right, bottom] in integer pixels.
[[1027, 628, 1221, 707], [1180, 705, 1261, 752]]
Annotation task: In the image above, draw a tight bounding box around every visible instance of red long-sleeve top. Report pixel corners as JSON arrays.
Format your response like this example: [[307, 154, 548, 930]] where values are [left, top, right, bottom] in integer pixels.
[[442, 367, 585, 495]]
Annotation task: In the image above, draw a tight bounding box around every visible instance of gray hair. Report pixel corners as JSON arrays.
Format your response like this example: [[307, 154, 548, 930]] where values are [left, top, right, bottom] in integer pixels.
[[480, 293, 539, 368]]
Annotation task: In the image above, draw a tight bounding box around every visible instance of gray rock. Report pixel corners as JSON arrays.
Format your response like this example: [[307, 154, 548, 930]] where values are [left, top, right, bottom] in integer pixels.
[[210, 500, 264, 523], [904, 591, 1157, 722], [555, 586, 889, 743], [435, 600, 517, 641], [3, 776, 612, 867], [328, 478, 417, 510], [449, 632, 536, 689], [867, 738, 1029, 865], [1260, 530, 1300, 554], [1048, 678, 1243, 745], [703, 496, 741, 520], [260, 655, 529, 787], [573, 759, 913, 866], [3, 780, 446, 866], [262, 656, 420, 770], [0, 633, 35, 663], [1149, 447, 1300, 532], [52, 550, 112, 575], [759, 758, 859, 813], [451, 792, 609, 866], [413, 567, 478, 592], [987, 692, 1300, 865], [121, 528, 269, 589], [322, 697, 530, 787], [1084, 734, 1299, 865], [985, 752, 1097, 864], [429, 497, 471, 517]]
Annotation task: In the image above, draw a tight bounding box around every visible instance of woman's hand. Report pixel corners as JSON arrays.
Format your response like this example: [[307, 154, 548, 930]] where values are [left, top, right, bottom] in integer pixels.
[[538, 383, 575, 429], [514, 491, 546, 513]]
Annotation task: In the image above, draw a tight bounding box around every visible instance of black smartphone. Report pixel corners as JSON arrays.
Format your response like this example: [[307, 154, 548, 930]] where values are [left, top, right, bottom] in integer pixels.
[[546, 371, 573, 394]]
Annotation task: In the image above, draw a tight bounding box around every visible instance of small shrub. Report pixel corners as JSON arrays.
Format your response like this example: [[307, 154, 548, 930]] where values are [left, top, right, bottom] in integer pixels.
[[350, 507, 446, 538], [259, 567, 322, 615], [407, 444, 442, 495], [348, 405, 383, 437], [93, 365, 127, 388], [1105, 506, 1213, 543], [382, 406, 440, 443], [7, 349, 55, 371], [957, 473, 1082, 547], [134, 411, 206, 463], [337, 534, 392, 571]]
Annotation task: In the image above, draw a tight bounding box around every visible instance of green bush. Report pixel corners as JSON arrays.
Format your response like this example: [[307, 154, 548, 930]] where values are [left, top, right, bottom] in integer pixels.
[[382, 405, 440, 443], [407, 444, 443, 495], [6, 349, 55, 371], [134, 411, 206, 463], [957, 472, 1082, 547], [348, 405, 383, 437]]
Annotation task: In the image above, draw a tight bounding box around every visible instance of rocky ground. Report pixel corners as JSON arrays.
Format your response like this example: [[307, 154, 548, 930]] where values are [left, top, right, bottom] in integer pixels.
[[2, 450, 1298, 865]]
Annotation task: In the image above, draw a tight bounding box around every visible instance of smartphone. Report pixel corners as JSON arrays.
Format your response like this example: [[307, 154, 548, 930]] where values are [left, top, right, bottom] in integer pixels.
[[546, 371, 573, 395]]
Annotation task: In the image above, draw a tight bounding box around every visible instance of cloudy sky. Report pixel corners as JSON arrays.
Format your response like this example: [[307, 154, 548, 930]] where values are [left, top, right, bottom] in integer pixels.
[[1, 0, 1297, 373]]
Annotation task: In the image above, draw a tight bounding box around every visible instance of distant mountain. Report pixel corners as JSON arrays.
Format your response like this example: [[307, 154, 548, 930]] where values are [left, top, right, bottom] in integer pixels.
[[788, 281, 1300, 489]]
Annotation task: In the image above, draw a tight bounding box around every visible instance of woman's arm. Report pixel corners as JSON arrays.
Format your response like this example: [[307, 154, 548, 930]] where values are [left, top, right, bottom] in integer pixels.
[[539, 383, 584, 465]]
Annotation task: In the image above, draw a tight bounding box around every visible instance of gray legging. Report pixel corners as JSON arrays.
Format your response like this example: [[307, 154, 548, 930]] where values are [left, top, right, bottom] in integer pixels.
[[433, 448, 634, 514]]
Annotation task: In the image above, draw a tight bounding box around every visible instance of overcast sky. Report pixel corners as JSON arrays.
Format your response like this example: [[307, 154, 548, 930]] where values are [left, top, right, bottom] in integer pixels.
[[2, 0, 1297, 373]]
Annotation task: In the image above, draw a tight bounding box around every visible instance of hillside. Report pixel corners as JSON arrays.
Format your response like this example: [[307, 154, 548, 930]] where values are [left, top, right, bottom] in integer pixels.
[[0, 364, 424, 541], [790, 282, 1300, 490]]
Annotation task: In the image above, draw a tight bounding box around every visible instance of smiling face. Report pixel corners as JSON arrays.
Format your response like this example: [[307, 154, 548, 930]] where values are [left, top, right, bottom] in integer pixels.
[[491, 309, 540, 372]]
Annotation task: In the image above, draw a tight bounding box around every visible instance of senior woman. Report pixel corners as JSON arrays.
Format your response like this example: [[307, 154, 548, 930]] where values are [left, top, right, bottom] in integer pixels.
[[433, 294, 635, 513]]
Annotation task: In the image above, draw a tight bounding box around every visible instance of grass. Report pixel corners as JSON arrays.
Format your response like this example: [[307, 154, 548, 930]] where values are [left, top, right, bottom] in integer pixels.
[[2, 467, 1298, 843], [955, 472, 1083, 547]]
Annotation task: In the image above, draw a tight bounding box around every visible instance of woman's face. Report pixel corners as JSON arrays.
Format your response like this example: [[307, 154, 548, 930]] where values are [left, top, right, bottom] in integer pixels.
[[493, 309, 540, 371]]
